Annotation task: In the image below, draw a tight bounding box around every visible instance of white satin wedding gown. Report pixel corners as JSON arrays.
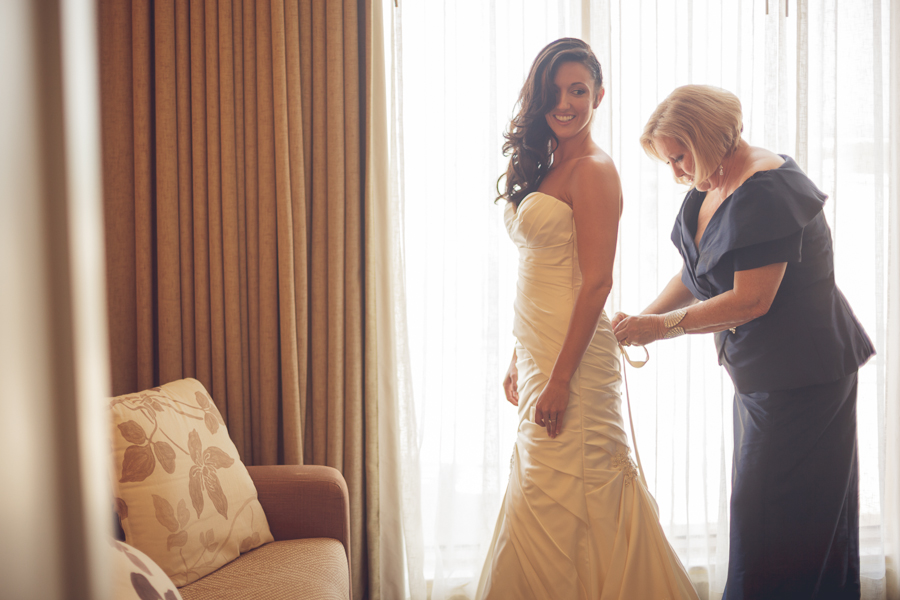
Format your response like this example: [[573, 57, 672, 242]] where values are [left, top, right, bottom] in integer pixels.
[[476, 192, 698, 600]]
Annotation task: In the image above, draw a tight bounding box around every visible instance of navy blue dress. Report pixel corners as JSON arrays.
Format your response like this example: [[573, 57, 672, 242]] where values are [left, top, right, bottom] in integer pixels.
[[671, 157, 874, 600]]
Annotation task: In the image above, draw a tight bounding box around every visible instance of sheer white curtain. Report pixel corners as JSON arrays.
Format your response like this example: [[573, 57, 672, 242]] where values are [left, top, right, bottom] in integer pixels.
[[384, 1, 894, 599], [883, 1, 900, 597]]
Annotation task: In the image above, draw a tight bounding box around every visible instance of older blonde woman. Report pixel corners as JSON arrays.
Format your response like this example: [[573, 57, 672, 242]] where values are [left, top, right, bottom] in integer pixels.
[[613, 85, 873, 600]]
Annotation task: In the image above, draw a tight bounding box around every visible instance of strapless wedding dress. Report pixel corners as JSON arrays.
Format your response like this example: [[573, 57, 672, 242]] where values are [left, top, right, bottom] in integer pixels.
[[476, 192, 698, 600]]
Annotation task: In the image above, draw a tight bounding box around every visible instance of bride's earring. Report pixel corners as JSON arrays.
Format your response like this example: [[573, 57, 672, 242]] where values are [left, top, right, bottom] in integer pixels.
[[719, 165, 724, 177]]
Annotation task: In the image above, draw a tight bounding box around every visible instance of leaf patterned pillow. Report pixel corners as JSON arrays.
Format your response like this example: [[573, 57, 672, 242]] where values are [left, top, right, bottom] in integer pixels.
[[110, 538, 183, 600], [110, 378, 273, 586]]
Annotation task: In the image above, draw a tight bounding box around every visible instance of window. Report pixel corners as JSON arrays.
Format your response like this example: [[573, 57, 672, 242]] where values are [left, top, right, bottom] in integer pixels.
[[385, 2, 891, 597]]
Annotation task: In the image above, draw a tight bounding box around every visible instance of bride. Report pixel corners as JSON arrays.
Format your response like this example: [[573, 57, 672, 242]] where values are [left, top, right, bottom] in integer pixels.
[[475, 38, 698, 600]]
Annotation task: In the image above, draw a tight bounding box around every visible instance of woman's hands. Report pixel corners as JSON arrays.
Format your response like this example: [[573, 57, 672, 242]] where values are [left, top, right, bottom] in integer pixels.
[[534, 378, 569, 438], [503, 350, 519, 406], [611, 270, 696, 345], [612, 312, 665, 346]]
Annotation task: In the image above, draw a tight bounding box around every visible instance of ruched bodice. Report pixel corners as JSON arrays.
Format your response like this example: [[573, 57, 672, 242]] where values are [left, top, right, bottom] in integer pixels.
[[505, 193, 582, 371], [477, 192, 697, 600], [503, 192, 627, 451]]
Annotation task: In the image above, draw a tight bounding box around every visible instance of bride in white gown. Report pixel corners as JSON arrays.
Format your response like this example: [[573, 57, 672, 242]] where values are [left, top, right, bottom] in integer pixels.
[[476, 38, 698, 600]]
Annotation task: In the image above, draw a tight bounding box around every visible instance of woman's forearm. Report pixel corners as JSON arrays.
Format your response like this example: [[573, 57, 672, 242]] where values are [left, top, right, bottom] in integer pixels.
[[653, 262, 788, 338], [675, 291, 763, 334], [616, 289, 753, 345], [549, 282, 611, 384], [614, 263, 786, 346], [668, 262, 787, 335]]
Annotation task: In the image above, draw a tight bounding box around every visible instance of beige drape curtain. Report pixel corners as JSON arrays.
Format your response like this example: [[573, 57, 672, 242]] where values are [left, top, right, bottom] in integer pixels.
[[98, 1, 382, 598]]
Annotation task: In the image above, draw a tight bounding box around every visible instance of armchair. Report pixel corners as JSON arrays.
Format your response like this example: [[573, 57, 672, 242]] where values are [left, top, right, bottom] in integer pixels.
[[178, 465, 352, 599]]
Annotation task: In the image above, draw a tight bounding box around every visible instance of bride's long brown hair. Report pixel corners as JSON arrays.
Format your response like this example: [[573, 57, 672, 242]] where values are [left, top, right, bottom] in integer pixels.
[[497, 38, 603, 207]]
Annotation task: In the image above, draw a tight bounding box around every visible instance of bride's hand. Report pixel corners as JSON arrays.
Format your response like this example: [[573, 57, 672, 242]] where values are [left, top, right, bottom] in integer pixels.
[[503, 352, 519, 407], [614, 314, 665, 346], [534, 378, 569, 438]]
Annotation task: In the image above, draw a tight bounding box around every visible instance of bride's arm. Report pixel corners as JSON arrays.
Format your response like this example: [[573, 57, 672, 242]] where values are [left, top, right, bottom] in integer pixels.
[[535, 156, 621, 438]]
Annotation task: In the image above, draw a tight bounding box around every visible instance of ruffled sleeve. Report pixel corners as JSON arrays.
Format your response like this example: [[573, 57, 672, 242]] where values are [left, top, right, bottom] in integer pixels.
[[695, 156, 826, 277], [731, 229, 804, 271]]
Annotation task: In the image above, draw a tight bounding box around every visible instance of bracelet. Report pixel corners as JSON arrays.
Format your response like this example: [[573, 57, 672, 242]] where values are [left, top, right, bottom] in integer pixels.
[[663, 326, 685, 339], [662, 308, 688, 339]]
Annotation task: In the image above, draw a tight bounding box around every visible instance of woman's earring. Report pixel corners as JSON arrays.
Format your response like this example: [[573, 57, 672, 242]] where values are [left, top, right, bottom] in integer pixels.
[[719, 165, 724, 177]]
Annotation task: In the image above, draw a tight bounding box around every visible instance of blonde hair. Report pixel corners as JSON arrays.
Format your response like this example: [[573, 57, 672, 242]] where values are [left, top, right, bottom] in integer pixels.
[[640, 85, 743, 187]]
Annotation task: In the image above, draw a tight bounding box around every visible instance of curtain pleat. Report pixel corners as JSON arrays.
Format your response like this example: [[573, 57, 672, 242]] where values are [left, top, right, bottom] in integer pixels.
[[794, 0, 808, 171], [886, 0, 900, 592], [282, 0, 310, 468], [176, 0, 196, 386], [204, 0, 226, 418], [133, 0, 155, 392], [100, 1, 138, 397], [253, 0, 281, 466], [241, 0, 263, 463], [218, 0, 246, 448], [189, 0, 212, 397], [309, 0, 329, 466], [231, 2, 252, 452], [299, 1, 314, 220], [340, 1, 366, 592], [269, 0, 302, 465], [155, 0, 183, 387], [99, 2, 377, 598]]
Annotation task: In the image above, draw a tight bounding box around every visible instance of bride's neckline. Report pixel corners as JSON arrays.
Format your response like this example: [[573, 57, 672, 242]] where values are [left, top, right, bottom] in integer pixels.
[[520, 191, 572, 211]]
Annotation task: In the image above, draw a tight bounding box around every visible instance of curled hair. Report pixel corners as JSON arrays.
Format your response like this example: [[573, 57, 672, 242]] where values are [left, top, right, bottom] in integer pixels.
[[640, 85, 743, 188], [497, 38, 603, 206]]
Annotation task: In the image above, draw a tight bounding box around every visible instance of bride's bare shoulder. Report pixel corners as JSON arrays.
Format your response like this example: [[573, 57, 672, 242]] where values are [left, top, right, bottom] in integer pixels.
[[567, 151, 621, 208], [571, 149, 619, 182]]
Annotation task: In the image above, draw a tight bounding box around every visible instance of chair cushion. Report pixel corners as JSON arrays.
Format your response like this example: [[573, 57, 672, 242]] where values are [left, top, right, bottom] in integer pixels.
[[178, 539, 350, 600], [109, 538, 183, 600], [110, 378, 274, 586]]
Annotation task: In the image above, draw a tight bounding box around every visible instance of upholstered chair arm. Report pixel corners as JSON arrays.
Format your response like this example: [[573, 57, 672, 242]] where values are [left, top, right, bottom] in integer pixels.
[[247, 465, 351, 565]]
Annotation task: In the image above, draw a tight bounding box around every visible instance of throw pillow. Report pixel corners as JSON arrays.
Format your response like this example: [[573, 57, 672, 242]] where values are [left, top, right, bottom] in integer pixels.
[[110, 537, 183, 600], [110, 378, 273, 586]]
